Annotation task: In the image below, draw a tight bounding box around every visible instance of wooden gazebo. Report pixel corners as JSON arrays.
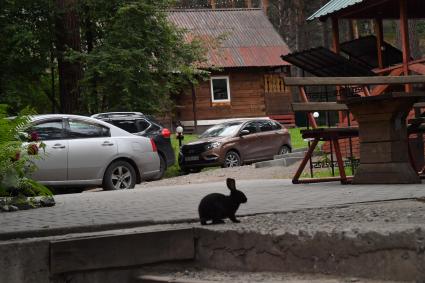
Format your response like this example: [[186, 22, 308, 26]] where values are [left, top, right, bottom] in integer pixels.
[[308, 0, 425, 92]]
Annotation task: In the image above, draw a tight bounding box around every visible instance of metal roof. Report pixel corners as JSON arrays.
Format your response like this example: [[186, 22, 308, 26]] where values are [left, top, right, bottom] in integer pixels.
[[281, 47, 375, 77], [168, 9, 290, 68], [307, 0, 365, 21], [308, 0, 425, 21], [340, 35, 403, 69]]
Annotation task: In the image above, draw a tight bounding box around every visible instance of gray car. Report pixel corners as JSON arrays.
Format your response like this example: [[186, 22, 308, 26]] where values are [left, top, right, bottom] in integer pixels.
[[26, 114, 160, 190]]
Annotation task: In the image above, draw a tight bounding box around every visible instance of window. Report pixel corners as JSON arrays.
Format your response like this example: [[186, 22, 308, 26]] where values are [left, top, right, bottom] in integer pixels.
[[210, 76, 230, 102], [258, 120, 274, 132], [67, 119, 110, 138], [29, 120, 64, 141], [111, 120, 138, 133], [136, 119, 152, 132], [241, 122, 258, 134], [272, 121, 282, 130]]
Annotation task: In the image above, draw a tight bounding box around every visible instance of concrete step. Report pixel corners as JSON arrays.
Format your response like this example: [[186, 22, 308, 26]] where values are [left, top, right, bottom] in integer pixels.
[[254, 156, 303, 168], [274, 151, 306, 160]]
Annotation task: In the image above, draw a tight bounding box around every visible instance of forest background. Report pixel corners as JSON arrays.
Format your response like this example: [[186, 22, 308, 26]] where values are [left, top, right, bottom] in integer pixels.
[[1, 0, 424, 116]]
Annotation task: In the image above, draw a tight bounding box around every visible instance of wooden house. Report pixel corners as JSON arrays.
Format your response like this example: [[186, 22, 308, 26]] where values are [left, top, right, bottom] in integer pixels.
[[168, 8, 294, 133]]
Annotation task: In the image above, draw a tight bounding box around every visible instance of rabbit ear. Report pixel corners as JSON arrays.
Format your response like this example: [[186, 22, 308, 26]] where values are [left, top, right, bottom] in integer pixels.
[[226, 178, 236, 191]]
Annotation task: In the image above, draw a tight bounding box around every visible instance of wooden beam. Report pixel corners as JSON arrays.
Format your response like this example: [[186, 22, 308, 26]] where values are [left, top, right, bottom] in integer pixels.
[[283, 75, 425, 86], [400, 0, 412, 92], [291, 102, 348, 112], [298, 87, 318, 128], [374, 18, 384, 70], [331, 17, 340, 54]]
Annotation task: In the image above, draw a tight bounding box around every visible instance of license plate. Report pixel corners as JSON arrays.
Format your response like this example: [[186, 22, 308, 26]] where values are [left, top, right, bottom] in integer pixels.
[[185, 156, 199, 161]]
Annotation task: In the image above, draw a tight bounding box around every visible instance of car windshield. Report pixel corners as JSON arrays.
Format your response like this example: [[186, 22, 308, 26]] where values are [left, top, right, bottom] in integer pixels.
[[200, 122, 242, 138]]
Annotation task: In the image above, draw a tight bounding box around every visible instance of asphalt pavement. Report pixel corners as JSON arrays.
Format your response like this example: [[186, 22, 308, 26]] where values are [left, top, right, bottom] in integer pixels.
[[1, 179, 425, 240]]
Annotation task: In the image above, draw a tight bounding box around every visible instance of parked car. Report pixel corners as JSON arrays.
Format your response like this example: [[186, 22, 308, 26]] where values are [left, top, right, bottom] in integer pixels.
[[91, 112, 175, 180], [179, 118, 291, 173], [26, 114, 160, 190]]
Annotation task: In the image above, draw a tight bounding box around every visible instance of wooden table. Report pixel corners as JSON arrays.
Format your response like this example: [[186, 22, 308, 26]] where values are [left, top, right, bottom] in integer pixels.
[[340, 92, 423, 184]]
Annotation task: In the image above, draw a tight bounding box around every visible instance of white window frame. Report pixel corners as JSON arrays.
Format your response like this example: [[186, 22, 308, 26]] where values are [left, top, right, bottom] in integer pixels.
[[210, 76, 231, 103]]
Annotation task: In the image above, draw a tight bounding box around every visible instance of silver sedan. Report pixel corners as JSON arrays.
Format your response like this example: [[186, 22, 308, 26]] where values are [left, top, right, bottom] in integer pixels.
[[27, 114, 160, 190]]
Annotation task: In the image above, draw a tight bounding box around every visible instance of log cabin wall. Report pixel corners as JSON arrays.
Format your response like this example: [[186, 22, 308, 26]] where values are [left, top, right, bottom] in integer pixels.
[[177, 69, 267, 121]]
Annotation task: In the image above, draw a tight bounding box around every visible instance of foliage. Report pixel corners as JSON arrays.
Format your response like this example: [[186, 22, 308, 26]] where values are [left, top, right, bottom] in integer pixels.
[[69, 0, 208, 115], [0, 0, 55, 114], [1, 0, 207, 115], [0, 105, 51, 197]]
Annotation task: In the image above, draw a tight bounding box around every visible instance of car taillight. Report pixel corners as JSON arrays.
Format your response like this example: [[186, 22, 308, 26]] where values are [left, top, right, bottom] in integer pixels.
[[161, 128, 171, 138], [150, 138, 157, 152]]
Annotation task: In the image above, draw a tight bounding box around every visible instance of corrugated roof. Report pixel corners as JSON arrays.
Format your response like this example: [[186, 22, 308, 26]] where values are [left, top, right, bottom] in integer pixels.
[[281, 47, 375, 77], [307, 0, 365, 21], [168, 9, 290, 68]]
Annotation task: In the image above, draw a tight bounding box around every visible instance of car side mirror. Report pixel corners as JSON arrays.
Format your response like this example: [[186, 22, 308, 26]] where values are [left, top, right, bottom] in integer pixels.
[[239, 129, 250, 136]]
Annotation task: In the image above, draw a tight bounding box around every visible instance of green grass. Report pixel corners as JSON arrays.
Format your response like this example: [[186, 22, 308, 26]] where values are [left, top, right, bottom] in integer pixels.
[[163, 128, 309, 178], [288, 128, 308, 150], [301, 167, 355, 179], [164, 134, 199, 178]]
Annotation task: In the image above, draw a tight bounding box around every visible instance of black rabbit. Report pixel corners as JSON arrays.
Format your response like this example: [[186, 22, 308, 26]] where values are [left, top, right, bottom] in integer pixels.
[[198, 178, 248, 225]]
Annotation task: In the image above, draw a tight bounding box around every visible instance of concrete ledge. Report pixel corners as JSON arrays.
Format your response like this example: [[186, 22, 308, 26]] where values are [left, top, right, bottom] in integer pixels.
[[274, 151, 306, 160], [50, 228, 195, 274], [195, 228, 425, 282], [255, 157, 302, 168]]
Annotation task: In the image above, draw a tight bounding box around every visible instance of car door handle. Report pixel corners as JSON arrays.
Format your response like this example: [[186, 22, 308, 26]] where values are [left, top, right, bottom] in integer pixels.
[[52, 144, 65, 149], [102, 141, 114, 146]]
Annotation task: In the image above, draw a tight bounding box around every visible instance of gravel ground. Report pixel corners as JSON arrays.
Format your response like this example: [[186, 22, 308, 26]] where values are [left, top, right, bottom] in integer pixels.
[[139, 163, 301, 188]]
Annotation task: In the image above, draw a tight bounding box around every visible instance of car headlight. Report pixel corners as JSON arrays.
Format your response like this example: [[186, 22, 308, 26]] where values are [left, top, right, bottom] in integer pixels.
[[205, 141, 221, 151]]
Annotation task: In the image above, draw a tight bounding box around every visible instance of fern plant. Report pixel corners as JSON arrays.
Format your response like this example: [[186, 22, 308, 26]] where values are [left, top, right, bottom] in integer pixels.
[[0, 105, 51, 197]]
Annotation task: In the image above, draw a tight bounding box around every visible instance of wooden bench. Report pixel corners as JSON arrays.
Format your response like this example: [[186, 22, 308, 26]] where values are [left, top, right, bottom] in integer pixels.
[[292, 127, 359, 184]]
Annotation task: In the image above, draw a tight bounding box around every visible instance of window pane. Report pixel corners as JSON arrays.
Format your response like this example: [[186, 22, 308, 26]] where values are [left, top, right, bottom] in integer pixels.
[[68, 120, 110, 138], [212, 78, 229, 101], [272, 121, 282, 130], [259, 120, 274, 132], [242, 122, 257, 134], [136, 119, 151, 132], [111, 120, 138, 133], [30, 120, 64, 141]]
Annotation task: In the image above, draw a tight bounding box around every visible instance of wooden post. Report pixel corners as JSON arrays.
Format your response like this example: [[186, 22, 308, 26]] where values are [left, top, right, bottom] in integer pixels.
[[299, 87, 318, 128], [331, 17, 340, 54], [400, 0, 412, 92], [209, 0, 216, 9], [331, 17, 344, 124], [191, 84, 198, 133], [261, 0, 269, 15], [374, 18, 384, 70], [245, 0, 252, 8]]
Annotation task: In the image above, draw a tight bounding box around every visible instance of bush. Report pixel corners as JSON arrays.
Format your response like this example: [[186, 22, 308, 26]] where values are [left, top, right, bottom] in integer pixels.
[[0, 105, 52, 197]]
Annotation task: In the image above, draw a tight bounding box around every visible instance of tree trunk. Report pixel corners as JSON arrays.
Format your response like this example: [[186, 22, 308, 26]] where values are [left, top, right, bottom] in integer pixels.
[[55, 0, 82, 114]]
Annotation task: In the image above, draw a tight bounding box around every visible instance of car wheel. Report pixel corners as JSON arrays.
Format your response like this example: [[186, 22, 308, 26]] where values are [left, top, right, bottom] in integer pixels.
[[278, 145, 291, 155], [223, 151, 241, 168], [151, 154, 166, 181], [103, 160, 136, 190]]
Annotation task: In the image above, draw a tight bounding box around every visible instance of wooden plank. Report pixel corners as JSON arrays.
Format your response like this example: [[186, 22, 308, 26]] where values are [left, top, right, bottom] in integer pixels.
[[291, 102, 348, 112], [283, 75, 425, 86], [50, 229, 194, 274]]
